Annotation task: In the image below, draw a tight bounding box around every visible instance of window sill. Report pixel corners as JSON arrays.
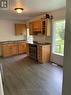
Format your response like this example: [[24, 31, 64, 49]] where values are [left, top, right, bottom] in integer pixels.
[[52, 52, 64, 56]]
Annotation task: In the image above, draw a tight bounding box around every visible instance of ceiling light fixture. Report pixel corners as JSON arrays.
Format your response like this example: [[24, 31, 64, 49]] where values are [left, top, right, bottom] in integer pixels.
[[15, 8, 24, 13]]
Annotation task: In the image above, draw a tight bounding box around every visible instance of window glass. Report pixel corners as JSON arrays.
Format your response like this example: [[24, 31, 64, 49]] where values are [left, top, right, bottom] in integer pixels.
[[52, 20, 65, 56]]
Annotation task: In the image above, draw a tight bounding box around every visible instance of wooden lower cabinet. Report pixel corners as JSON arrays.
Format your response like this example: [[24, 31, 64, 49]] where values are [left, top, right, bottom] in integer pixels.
[[11, 44, 18, 55], [18, 42, 26, 54], [26, 44, 29, 56], [37, 45, 50, 63], [2, 42, 27, 57], [2, 44, 13, 57]]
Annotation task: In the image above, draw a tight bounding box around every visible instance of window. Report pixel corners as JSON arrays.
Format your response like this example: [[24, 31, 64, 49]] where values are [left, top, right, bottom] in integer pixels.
[[27, 28, 33, 42], [52, 20, 65, 56]]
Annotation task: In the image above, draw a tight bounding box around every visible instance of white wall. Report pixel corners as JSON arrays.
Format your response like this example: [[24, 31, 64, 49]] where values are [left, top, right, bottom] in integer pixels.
[[0, 19, 26, 42], [62, 0, 71, 95]]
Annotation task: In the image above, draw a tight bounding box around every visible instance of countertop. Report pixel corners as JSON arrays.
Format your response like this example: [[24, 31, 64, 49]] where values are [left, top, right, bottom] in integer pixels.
[[0, 40, 51, 46], [27, 41, 51, 46], [0, 40, 26, 44]]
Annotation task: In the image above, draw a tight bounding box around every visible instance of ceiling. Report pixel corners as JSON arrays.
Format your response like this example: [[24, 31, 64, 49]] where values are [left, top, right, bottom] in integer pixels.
[[0, 0, 66, 21]]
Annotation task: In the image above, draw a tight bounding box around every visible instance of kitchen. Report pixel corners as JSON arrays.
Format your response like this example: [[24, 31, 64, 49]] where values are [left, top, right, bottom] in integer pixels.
[[0, 14, 51, 63], [0, 0, 66, 95], [0, 10, 65, 64]]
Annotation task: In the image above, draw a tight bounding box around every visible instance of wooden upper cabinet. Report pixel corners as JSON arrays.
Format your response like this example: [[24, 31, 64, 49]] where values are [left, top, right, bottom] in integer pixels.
[[33, 20, 41, 32], [41, 18, 51, 36], [29, 20, 42, 35], [15, 24, 26, 35], [29, 18, 51, 36]]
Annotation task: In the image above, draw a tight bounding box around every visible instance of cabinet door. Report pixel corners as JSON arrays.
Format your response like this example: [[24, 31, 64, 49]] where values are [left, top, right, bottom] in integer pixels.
[[15, 24, 26, 35], [26, 44, 29, 56], [11, 44, 18, 55], [2, 44, 12, 57], [41, 45, 51, 63], [37, 46, 42, 63], [46, 19, 51, 36], [33, 20, 41, 32], [29, 22, 33, 35], [18, 42, 26, 54], [29, 20, 42, 35], [37, 45, 51, 63]]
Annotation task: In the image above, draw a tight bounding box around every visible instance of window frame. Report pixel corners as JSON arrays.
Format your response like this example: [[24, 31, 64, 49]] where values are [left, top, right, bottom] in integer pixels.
[[52, 19, 65, 56]]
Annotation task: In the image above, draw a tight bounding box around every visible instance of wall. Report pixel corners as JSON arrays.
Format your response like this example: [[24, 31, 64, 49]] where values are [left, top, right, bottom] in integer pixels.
[[0, 19, 26, 42], [62, 0, 71, 95], [48, 7, 66, 20]]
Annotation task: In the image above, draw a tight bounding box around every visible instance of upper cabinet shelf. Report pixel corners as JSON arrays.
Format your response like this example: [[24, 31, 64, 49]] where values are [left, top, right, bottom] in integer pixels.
[[41, 18, 51, 36], [15, 24, 26, 35], [29, 18, 51, 36]]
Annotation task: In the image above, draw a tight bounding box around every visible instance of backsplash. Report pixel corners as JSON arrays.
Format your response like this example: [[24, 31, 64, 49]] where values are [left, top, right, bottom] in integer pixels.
[[0, 35, 26, 42], [27, 34, 52, 43], [33, 34, 52, 43]]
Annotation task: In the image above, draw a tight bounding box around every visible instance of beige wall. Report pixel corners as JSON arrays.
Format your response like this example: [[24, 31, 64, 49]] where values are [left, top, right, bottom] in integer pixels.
[[48, 7, 66, 20], [0, 19, 26, 42], [28, 8, 66, 22]]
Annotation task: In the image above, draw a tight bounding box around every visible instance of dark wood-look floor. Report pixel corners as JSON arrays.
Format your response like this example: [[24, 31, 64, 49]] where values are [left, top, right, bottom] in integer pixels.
[[0, 55, 63, 95]]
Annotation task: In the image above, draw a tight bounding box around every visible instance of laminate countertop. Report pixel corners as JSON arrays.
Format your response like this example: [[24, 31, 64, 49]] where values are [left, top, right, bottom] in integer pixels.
[[0, 40, 26, 44], [27, 41, 51, 46], [0, 40, 51, 46]]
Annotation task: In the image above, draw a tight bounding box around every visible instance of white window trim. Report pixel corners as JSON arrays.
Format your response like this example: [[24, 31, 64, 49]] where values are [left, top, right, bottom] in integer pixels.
[[52, 19, 65, 56]]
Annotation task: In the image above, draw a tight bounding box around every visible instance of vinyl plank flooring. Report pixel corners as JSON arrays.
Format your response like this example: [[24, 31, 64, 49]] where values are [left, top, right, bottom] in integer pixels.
[[0, 55, 63, 95]]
